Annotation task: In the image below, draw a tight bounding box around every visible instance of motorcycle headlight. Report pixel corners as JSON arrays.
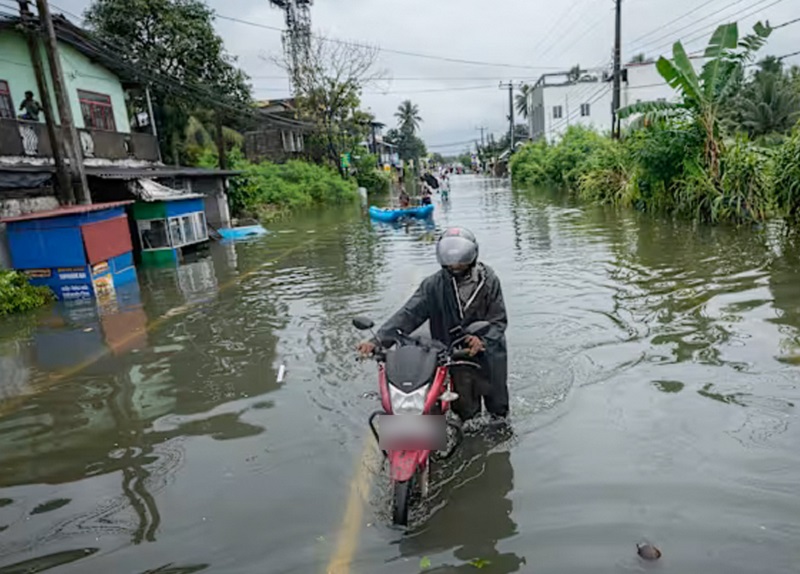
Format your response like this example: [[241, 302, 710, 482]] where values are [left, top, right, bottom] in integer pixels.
[[389, 386, 428, 414]]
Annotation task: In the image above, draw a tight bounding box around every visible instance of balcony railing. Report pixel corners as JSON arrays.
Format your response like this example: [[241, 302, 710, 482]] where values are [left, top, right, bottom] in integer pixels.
[[0, 118, 160, 163]]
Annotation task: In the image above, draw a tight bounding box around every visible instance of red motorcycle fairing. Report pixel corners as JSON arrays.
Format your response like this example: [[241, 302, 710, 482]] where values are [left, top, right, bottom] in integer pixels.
[[389, 450, 429, 482], [424, 367, 449, 413]]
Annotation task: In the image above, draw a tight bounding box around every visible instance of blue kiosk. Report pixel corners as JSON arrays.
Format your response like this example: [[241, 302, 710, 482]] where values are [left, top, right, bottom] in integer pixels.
[[2, 201, 138, 302]]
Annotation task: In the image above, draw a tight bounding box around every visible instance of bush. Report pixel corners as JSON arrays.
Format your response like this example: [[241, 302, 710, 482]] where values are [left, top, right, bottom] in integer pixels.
[[0, 271, 54, 316], [196, 146, 358, 220], [773, 130, 800, 219], [352, 152, 390, 195]]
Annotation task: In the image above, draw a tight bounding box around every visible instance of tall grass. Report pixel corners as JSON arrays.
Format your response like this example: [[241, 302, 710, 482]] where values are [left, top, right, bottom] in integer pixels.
[[512, 123, 794, 225]]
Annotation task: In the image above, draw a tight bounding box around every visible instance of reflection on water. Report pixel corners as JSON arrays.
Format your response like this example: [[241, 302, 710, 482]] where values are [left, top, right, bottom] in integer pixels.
[[0, 179, 799, 573], [399, 437, 525, 573]]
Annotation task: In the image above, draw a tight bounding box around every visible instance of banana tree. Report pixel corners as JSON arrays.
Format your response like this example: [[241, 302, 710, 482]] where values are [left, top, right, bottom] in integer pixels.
[[618, 22, 772, 178]]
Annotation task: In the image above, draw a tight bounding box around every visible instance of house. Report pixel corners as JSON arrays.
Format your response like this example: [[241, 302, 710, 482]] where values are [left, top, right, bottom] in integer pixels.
[[527, 68, 613, 143], [243, 98, 315, 163], [527, 59, 705, 143], [0, 14, 238, 242]]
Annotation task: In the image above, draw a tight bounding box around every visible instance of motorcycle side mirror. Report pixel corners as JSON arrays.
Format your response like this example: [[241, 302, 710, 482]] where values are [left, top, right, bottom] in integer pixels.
[[464, 321, 491, 337], [352, 316, 375, 331]]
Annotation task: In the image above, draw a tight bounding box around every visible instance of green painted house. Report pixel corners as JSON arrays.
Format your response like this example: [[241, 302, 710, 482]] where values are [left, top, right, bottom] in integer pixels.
[[0, 13, 238, 259]]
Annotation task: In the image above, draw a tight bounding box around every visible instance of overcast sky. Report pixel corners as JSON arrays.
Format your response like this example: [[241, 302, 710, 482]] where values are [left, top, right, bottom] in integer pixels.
[[51, 0, 800, 155]]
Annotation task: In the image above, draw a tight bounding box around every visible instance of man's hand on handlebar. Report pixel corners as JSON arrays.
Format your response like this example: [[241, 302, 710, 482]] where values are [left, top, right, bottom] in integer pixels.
[[465, 335, 485, 357], [356, 340, 377, 358]]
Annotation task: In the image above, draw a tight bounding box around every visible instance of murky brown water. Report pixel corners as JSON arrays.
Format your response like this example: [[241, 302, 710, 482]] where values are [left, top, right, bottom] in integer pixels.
[[0, 176, 799, 573]]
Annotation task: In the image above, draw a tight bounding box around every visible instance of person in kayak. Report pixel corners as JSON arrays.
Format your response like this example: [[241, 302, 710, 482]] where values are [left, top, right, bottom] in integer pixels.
[[357, 227, 509, 423]]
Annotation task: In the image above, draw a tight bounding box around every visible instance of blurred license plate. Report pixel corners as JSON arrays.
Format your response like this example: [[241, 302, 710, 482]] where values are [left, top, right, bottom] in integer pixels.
[[378, 415, 446, 450]]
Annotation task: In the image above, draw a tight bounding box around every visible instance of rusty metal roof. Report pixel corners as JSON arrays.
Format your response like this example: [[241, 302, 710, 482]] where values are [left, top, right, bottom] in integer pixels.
[[85, 166, 242, 180], [0, 201, 134, 223]]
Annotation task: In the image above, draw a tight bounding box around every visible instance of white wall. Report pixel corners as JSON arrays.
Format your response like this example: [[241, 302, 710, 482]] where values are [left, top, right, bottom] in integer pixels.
[[620, 58, 706, 128], [527, 58, 708, 140], [530, 81, 613, 143]]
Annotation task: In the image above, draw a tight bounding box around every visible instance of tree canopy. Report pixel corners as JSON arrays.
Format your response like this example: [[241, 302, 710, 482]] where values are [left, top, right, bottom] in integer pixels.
[[84, 0, 252, 163]]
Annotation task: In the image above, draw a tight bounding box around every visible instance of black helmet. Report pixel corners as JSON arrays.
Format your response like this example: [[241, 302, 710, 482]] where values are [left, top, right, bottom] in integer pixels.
[[436, 227, 479, 268]]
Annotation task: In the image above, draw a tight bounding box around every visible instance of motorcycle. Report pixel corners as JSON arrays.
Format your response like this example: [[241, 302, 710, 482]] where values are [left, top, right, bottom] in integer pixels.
[[353, 316, 491, 526]]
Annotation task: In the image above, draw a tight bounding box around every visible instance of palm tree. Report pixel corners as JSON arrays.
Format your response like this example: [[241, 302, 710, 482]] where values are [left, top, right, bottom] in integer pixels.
[[395, 100, 422, 134], [618, 22, 772, 178], [516, 84, 532, 119], [737, 74, 800, 138]]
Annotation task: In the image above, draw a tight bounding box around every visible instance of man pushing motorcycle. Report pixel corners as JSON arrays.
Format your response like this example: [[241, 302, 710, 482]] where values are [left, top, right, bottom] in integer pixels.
[[357, 227, 509, 424]]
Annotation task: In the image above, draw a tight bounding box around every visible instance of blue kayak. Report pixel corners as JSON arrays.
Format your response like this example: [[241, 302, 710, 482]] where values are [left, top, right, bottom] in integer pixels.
[[369, 204, 434, 222], [218, 224, 268, 240]]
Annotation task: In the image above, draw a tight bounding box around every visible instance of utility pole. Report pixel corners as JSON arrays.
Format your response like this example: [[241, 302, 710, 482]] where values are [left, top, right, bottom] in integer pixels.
[[612, 0, 622, 139], [35, 0, 91, 204], [17, 0, 73, 204], [500, 82, 516, 155], [476, 126, 486, 148]]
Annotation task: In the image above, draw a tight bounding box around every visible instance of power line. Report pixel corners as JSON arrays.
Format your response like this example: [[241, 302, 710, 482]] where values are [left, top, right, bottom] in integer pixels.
[[214, 12, 566, 71], [632, 0, 779, 54], [626, 0, 721, 48], [668, 0, 787, 52]]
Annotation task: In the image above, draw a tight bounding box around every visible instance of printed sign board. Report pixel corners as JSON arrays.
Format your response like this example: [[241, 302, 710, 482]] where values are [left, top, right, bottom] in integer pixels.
[[24, 269, 51, 279], [57, 267, 88, 281]]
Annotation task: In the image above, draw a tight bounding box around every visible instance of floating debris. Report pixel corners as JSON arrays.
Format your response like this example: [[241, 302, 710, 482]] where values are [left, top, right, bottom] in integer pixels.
[[277, 364, 286, 383], [637, 543, 662, 560]]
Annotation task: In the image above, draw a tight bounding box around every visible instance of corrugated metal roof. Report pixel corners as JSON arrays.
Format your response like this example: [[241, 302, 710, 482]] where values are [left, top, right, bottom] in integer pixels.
[[85, 166, 242, 180], [0, 201, 134, 223]]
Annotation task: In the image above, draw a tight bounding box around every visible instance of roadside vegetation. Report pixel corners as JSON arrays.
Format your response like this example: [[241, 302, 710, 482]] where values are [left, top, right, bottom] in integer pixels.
[[199, 148, 357, 222], [511, 22, 800, 225], [0, 271, 54, 317]]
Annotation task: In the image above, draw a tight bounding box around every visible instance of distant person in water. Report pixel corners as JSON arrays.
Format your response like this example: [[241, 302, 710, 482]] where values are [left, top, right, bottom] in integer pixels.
[[399, 188, 410, 208]]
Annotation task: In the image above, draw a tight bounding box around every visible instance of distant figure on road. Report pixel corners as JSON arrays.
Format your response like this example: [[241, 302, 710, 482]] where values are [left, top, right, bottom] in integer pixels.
[[19, 91, 42, 121], [399, 188, 410, 208]]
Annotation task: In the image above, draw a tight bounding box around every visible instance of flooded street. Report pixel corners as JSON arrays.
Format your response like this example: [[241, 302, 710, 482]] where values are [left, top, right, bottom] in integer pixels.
[[1, 175, 799, 574]]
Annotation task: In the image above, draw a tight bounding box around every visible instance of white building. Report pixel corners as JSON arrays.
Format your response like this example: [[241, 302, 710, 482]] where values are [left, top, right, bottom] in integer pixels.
[[528, 68, 613, 143], [528, 58, 705, 143]]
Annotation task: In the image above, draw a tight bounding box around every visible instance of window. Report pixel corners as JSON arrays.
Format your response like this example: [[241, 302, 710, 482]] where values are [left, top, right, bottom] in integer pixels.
[[553, 105, 563, 119], [194, 212, 208, 241], [281, 130, 296, 152], [657, 97, 667, 103], [294, 132, 304, 152], [78, 90, 116, 131], [580, 103, 591, 117], [0, 80, 13, 119], [181, 215, 197, 244], [138, 220, 170, 249], [169, 217, 184, 246]]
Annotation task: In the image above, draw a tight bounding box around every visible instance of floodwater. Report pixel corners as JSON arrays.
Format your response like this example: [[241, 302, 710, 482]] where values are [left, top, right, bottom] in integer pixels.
[[1, 175, 799, 574]]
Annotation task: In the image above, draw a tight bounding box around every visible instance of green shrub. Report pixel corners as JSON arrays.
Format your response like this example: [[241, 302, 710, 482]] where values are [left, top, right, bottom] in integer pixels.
[[773, 130, 800, 219], [510, 140, 550, 187], [0, 271, 54, 316], [717, 137, 772, 222], [196, 147, 357, 219], [578, 141, 640, 207], [352, 152, 390, 194]]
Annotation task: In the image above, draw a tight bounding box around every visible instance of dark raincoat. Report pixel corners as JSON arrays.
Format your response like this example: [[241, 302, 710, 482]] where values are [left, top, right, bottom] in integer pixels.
[[374, 263, 509, 418]]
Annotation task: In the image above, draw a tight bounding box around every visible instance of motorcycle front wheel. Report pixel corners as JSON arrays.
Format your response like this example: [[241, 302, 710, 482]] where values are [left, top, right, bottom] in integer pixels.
[[392, 477, 413, 526]]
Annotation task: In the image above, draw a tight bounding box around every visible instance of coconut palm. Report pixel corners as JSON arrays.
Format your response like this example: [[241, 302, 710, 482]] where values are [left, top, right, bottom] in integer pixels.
[[395, 100, 422, 134], [516, 84, 532, 119], [736, 74, 800, 138], [618, 22, 772, 178]]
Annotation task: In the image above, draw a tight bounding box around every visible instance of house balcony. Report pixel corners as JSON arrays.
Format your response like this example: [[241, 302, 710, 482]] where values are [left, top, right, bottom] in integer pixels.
[[0, 118, 160, 163]]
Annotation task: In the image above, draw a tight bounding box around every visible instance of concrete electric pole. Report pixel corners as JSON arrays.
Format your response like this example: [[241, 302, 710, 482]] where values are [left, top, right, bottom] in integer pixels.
[[612, 0, 622, 139], [499, 82, 516, 155], [35, 0, 91, 204]]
